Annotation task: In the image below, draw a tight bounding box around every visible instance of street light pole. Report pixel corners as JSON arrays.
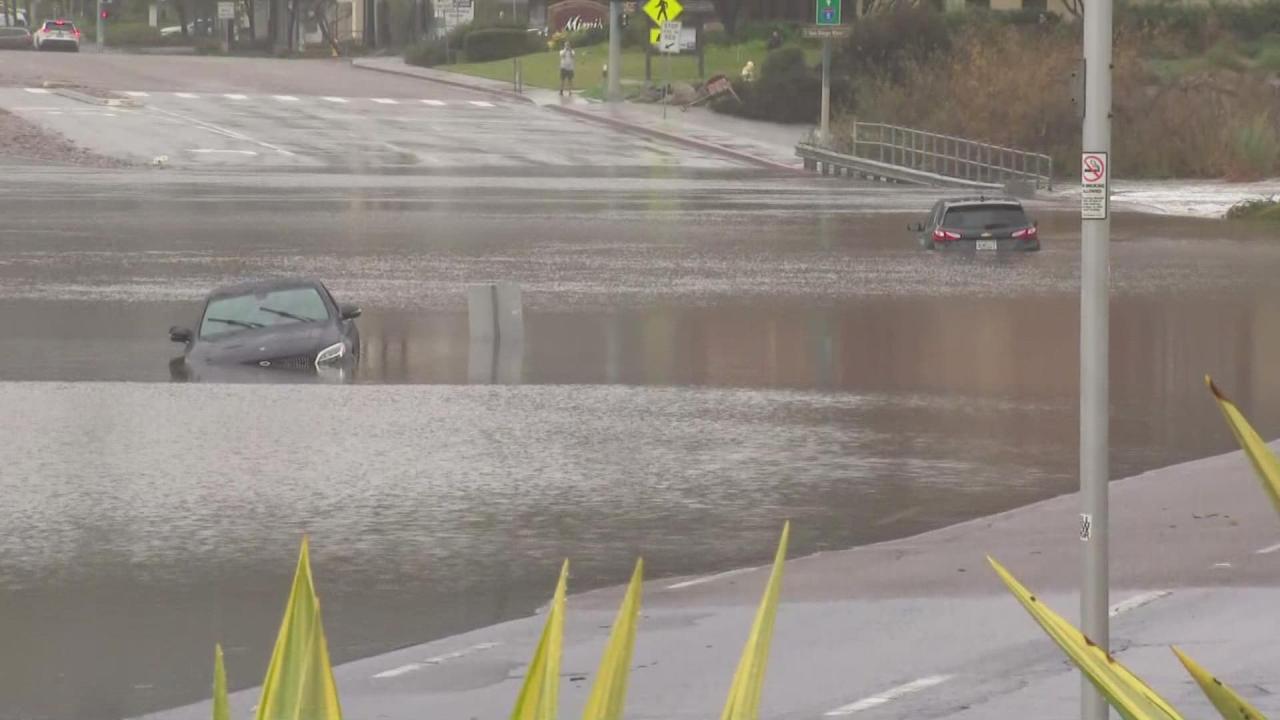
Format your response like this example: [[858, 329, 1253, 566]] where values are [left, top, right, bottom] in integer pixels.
[[1080, 0, 1113, 716], [607, 0, 621, 101], [96, 0, 103, 49]]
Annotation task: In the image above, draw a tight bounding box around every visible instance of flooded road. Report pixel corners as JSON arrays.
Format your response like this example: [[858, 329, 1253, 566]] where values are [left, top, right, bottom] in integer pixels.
[[3, 167, 1280, 718]]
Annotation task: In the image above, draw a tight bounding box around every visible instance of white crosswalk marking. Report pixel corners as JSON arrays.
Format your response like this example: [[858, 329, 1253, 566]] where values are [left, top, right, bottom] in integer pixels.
[[322, 96, 349, 103], [174, 93, 199, 99], [24, 88, 51, 94], [223, 94, 248, 100], [273, 95, 299, 102], [123, 91, 150, 97], [372, 98, 399, 104], [422, 99, 446, 106], [469, 100, 495, 107]]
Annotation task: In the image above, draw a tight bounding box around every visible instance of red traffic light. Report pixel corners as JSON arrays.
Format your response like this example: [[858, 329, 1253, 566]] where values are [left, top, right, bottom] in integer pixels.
[[100, 8, 109, 18]]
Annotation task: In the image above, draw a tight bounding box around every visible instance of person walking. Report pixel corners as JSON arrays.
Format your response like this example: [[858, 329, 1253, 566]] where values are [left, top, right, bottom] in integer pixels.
[[559, 40, 576, 96]]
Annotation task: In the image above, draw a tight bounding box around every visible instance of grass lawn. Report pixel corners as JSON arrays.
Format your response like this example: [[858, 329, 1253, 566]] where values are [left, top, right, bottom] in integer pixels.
[[446, 40, 820, 93]]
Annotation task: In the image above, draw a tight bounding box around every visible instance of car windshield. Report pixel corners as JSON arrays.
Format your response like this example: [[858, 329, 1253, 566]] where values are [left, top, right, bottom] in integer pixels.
[[43, 21, 72, 30], [942, 205, 1030, 230], [200, 286, 330, 338]]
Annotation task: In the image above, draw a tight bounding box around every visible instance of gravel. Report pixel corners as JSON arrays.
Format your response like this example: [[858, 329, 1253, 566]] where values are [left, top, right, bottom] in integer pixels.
[[0, 106, 133, 168]]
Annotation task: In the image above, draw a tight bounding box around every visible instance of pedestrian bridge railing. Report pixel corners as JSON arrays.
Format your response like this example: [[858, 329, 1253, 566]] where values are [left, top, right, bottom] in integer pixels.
[[847, 121, 1054, 191]]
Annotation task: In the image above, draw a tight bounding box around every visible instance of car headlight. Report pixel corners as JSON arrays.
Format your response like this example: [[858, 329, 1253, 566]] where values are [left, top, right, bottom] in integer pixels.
[[315, 342, 345, 368]]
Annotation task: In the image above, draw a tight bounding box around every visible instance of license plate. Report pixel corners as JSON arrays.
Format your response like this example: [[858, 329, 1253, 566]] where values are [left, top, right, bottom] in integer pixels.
[[976, 240, 998, 251]]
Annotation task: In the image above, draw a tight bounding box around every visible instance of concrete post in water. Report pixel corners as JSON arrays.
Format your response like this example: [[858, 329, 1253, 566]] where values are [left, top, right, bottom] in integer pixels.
[[607, 0, 621, 102], [1080, 0, 1113, 713], [468, 283, 524, 384]]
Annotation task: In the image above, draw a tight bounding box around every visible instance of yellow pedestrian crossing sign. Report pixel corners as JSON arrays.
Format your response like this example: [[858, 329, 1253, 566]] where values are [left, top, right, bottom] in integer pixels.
[[643, 0, 681, 25]]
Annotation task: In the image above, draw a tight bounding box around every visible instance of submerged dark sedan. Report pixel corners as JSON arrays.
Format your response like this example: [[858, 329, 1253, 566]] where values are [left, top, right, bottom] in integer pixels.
[[169, 279, 360, 380], [911, 197, 1040, 251]]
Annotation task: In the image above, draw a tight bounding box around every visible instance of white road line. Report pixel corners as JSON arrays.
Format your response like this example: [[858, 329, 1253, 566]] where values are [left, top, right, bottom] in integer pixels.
[[1213, 562, 1233, 568], [421, 99, 446, 106], [24, 88, 51, 94], [188, 148, 259, 155], [371, 98, 399, 104], [146, 105, 296, 156], [321, 96, 349, 103], [273, 95, 300, 102], [174, 92, 199, 99], [123, 91, 150, 97], [666, 566, 756, 590], [372, 663, 424, 679], [1109, 590, 1171, 617], [825, 675, 953, 715], [1256, 541, 1280, 554], [469, 100, 495, 107], [223, 94, 248, 100], [372, 642, 500, 679]]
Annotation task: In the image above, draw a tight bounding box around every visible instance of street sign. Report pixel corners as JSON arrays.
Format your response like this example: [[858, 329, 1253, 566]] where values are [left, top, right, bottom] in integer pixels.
[[801, 25, 850, 38], [217, 1, 234, 18], [642, 0, 681, 25], [1081, 151, 1108, 219], [816, 0, 840, 26], [659, 20, 681, 53]]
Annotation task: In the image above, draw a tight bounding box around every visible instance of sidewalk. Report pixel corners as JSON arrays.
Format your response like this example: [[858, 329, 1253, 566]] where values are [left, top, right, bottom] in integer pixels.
[[141, 443, 1280, 719], [352, 56, 808, 171]]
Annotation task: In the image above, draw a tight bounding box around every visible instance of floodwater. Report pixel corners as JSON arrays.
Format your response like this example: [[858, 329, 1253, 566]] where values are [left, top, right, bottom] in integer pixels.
[[2, 168, 1280, 719]]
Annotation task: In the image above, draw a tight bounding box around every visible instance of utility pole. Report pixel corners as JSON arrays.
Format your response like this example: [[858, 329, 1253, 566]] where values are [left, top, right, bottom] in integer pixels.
[[607, 0, 621, 101], [819, 36, 830, 141], [1080, 0, 1114, 714], [96, 0, 103, 48]]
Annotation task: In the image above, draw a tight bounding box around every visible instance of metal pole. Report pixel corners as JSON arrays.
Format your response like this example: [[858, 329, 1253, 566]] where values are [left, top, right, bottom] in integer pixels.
[[1081, 0, 1113, 712], [96, 0, 103, 49], [607, 0, 621, 102], [820, 36, 831, 143]]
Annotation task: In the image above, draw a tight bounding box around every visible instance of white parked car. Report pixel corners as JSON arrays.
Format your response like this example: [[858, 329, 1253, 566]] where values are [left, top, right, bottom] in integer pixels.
[[33, 19, 80, 51]]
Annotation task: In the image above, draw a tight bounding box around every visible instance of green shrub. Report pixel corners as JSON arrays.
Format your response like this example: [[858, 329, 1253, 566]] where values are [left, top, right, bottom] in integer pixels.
[[835, 5, 951, 82], [1256, 44, 1280, 71], [405, 22, 473, 66], [463, 26, 538, 61], [103, 21, 167, 46], [1229, 115, 1280, 178], [1226, 197, 1280, 221], [1205, 39, 1248, 71], [565, 25, 607, 47]]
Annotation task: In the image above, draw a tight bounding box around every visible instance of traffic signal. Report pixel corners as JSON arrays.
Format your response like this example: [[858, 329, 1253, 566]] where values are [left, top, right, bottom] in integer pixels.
[[99, 8, 109, 18]]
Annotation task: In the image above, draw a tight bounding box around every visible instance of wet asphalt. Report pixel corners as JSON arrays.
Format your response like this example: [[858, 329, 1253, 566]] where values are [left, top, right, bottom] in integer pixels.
[[2, 51, 1280, 720]]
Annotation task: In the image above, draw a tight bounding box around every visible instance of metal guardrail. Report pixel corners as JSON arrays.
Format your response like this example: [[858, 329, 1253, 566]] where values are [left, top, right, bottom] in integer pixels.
[[796, 142, 1006, 190], [851, 122, 1054, 191]]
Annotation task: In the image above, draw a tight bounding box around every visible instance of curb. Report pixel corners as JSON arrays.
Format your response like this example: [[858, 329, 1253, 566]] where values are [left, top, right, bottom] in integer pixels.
[[546, 104, 804, 173], [349, 59, 535, 105]]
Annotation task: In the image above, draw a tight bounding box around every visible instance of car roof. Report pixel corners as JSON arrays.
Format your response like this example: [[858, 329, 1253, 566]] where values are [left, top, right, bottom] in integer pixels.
[[942, 196, 1024, 209], [206, 278, 327, 299]]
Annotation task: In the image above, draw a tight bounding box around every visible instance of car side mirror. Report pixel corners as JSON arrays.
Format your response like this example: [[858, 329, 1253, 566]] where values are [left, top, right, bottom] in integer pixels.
[[169, 326, 193, 344], [339, 304, 362, 320]]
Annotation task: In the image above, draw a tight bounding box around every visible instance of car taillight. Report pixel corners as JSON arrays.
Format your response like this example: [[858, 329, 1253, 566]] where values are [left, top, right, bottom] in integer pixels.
[[74, 29, 81, 36], [933, 229, 960, 242], [1012, 226, 1038, 240]]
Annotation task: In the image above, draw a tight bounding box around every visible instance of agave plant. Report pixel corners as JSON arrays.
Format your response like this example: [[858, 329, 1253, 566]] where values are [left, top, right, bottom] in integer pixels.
[[989, 376, 1278, 720]]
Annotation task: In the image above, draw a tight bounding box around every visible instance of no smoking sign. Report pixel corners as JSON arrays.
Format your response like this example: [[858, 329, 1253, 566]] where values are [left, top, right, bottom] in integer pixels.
[[1081, 151, 1108, 220]]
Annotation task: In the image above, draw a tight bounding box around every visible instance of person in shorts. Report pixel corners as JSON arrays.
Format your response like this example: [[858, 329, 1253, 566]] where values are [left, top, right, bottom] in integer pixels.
[[559, 40, 576, 96]]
